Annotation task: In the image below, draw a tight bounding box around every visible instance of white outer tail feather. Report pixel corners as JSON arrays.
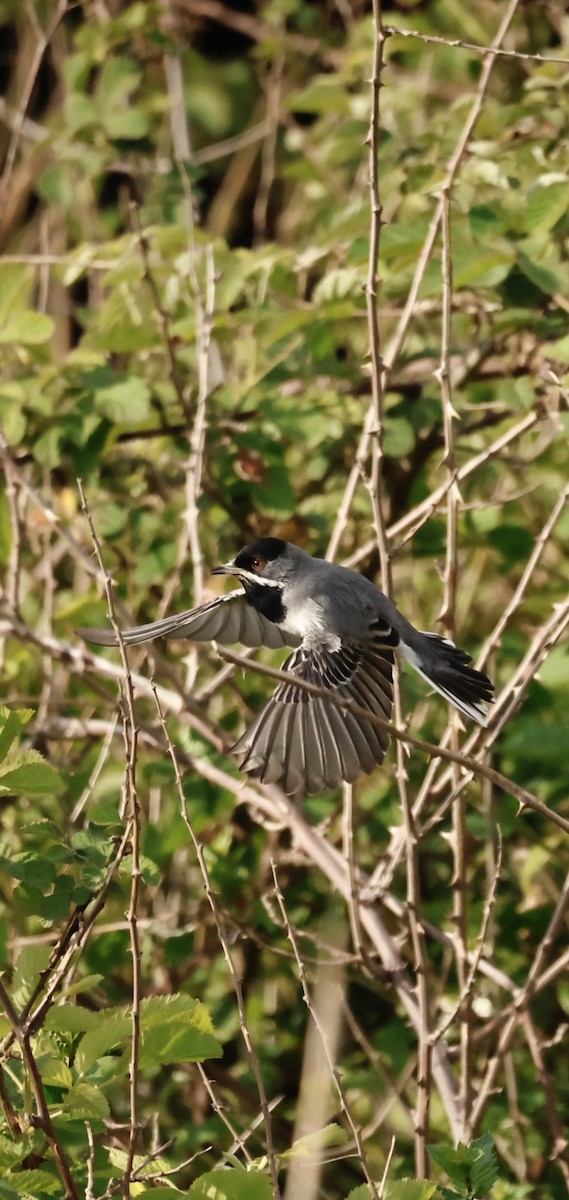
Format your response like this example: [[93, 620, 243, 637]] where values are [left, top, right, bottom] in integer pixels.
[[400, 641, 490, 727]]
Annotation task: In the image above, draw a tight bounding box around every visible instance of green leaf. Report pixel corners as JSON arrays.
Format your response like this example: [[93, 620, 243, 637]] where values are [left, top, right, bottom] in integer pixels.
[[469, 1133, 498, 1196], [108, 1145, 176, 1179], [286, 78, 351, 117], [12, 943, 52, 1008], [36, 1054, 73, 1090], [0, 311, 54, 345], [189, 1168, 274, 1200], [61, 1079, 110, 1120], [487, 524, 535, 567], [62, 973, 104, 997], [0, 751, 64, 797], [452, 247, 512, 289], [0, 1168, 62, 1195], [0, 708, 34, 760], [103, 108, 150, 140], [385, 1184, 439, 1200], [429, 1142, 471, 1188], [525, 181, 569, 233], [0, 1130, 38, 1169], [138, 993, 222, 1067], [543, 332, 569, 363], [469, 203, 501, 239], [135, 1192, 187, 1199], [384, 417, 415, 458], [516, 250, 561, 295], [503, 721, 569, 764], [282, 1123, 349, 1160], [75, 1015, 132, 1073], [94, 376, 151, 424], [44, 1004, 101, 1034]]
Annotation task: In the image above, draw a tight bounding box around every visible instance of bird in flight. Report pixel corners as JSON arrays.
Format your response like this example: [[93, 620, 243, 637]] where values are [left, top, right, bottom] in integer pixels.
[[78, 538, 493, 795]]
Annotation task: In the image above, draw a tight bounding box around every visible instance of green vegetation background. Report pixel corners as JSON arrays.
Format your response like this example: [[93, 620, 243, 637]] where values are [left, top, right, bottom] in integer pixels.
[[0, 1, 568, 1197]]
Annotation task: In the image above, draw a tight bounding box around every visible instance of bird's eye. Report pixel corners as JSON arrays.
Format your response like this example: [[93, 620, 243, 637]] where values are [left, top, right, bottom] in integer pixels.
[[251, 556, 266, 571]]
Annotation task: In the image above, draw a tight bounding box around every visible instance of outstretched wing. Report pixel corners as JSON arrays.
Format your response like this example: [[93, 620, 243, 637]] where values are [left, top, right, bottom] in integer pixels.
[[232, 631, 395, 795], [77, 589, 300, 651]]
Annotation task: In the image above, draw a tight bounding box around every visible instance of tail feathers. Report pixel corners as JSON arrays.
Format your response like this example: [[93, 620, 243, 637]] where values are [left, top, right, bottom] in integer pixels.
[[402, 631, 493, 726]]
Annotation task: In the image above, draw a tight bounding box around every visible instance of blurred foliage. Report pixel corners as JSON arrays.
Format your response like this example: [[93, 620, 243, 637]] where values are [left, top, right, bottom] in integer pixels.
[[0, 0, 568, 1197]]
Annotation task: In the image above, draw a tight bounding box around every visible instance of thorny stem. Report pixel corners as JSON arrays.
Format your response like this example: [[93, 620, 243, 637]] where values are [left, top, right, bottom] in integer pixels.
[[77, 481, 142, 1196], [0, 979, 80, 1200], [151, 685, 283, 1199], [435, 189, 472, 1139]]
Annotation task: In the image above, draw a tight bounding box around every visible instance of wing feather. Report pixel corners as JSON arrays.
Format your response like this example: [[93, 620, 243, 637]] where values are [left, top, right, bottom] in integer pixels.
[[77, 590, 299, 651], [232, 636, 395, 794]]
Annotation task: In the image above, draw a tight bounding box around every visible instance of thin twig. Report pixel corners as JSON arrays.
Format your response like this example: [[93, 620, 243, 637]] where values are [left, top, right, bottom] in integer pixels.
[[272, 861, 380, 1200], [435, 188, 472, 1142], [1, 0, 69, 199], [0, 979, 80, 1200], [76, 481, 142, 1197], [150, 684, 283, 1199], [198, 1065, 254, 1165], [385, 23, 569, 65], [214, 645, 569, 837], [471, 867, 569, 1130], [327, 0, 523, 562]]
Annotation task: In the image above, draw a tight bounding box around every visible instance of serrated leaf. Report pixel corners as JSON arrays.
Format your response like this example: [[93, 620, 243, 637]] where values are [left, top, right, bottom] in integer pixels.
[[286, 78, 351, 117], [75, 1015, 132, 1073], [189, 1168, 273, 1200], [61, 1079, 110, 1120], [0, 708, 34, 761], [525, 182, 569, 233], [1, 1168, 61, 1195], [385, 1183, 438, 1200], [469, 1132, 498, 1195], [429, 1142, 470, 1187], [108, 1145, 171, 1177], [134, 1191, 187, 1199], [0, 312, 54, 345], [138, 994, 221, 1066], [94, 376, 151, 424], [0, 1131, 37, 1169], [282, 1123, 349, 1160], [12, 943, 52, 1008], [543, 332, 569, 363], [0, 752, 64, 797], [44, 1004, 101, 1034], [516, 250, 560, 295], [63, 973, 104, 997], [0, 853, 56, 889], [103, 109, 150, 140], [36, 1054, 73, 1090]]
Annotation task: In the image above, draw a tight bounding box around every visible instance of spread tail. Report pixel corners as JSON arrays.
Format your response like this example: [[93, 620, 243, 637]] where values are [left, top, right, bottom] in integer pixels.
[[401, 631, 493, 726]]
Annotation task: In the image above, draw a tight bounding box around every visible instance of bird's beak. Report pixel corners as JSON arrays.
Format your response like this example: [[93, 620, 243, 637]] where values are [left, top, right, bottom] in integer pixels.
[[211, 560, 240, 576]]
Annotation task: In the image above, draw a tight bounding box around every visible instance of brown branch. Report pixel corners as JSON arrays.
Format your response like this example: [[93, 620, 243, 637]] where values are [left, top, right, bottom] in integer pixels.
[[471, 866, 569, 1130], [0, 979, 80, 1200], [76, 482, 143, 1196], [215, 646, 569, 837], [150, 684, 283, 1198], [327, 0, 523, 562], [385, 24, 569, 65], [272, 862, 380, 1200]]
